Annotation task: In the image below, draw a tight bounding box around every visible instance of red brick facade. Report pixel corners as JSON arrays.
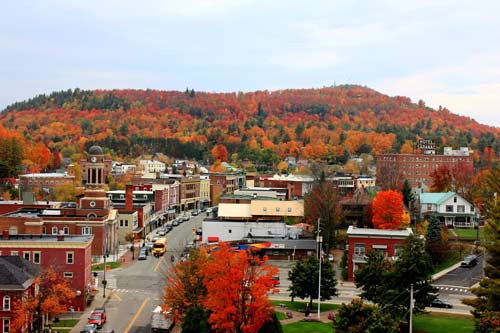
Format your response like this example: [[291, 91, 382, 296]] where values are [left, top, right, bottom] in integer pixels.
[[346, 226, 411, 281], [0, 234, 93, 311]]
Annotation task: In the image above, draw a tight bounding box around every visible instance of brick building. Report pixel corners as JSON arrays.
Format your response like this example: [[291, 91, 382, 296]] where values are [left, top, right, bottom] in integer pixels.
[[0, 256, 39, 333], [376, 146, 473, 189], [0, 146, 118, 261], [0, 234, 93, 311], [346, 226, 412, 281], [18, 173, 75, 198]]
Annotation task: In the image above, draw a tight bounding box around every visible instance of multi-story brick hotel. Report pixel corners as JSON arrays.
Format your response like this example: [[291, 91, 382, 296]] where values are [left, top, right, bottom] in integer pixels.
[[376, 140, 473, 189]]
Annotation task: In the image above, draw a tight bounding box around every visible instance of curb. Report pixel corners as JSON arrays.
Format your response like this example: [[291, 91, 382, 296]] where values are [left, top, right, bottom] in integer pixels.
[[432, 262, 462, 281]]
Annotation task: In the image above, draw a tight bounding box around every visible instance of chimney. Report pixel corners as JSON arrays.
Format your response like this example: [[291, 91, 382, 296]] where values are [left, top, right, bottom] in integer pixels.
[[126, 184, 133, 210]]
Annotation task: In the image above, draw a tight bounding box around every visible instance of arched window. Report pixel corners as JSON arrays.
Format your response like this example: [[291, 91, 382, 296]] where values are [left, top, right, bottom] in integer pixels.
[[3, 295, 10, 311]]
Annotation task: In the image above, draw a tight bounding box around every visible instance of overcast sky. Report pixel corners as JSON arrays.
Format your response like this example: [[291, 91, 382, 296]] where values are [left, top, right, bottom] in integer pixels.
[[1, 0, 499, 127]]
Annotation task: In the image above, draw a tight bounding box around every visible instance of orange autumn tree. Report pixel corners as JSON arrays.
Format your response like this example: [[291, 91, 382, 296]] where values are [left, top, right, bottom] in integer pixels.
[[211, 144, 228, 162], [372, 190, 406, 230], [203, 243, 279, 333], [163, 248, 209, 322], [10, 267, 76, 332]]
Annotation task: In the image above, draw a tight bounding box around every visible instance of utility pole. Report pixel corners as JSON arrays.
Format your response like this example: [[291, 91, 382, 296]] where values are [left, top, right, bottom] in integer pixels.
[[317, 218, 322, 320], [409, 283, 413, 333]]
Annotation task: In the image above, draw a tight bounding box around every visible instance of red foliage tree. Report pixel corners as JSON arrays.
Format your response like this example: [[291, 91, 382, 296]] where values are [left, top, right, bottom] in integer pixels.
[[430, 165, 453, 192], [211, 144, 228, 162], [372, 190, 405, 230], [203, 243, 279, 333], [9, 267, 76, 332]]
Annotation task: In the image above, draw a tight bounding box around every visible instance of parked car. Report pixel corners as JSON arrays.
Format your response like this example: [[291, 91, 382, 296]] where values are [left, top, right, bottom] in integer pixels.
[[429, 298, 453, 308], [172, 219, 180, 227], [152, 234, 160, 242], [461, 255, 478, 268], [328, 254, 335, 262], [138, 248, 148, 260], [93, 307, 106, 321], [88, 312, 105, 328], [182, 214, 190, 221], [164, 224, 173, 233], [81, 324, 98, 333], [196, 227, 203, 236], [192, 209, 200, 216], [158, 229, 166, 236]]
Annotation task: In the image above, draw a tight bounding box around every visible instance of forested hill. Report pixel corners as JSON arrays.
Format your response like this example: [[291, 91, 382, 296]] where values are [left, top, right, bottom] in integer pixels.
[[1, 85, 499, 166]]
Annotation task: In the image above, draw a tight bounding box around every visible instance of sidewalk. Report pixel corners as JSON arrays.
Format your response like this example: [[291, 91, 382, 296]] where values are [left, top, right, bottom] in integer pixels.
[[274, 305, 336, 325]]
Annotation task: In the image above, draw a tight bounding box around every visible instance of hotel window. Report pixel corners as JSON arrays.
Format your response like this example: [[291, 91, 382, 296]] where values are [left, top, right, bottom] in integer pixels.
[[63, 227, 69, 234], [23, 252, 30, 261], [42, 226, 46, 234], [10, 251, 18, 257], [51, 227, 58, 235], [263, 207, 267, 212], [82, 227, 92, 235], [2, 319, 9, 333], [446, 205, 454, 212], [287, 207, 292, 212], [275, 207, 280, 212], [33, 252, 41, 264], [66, 252, 74, 264], [3, 295, 10, 311], [63, 272, 73, 278]]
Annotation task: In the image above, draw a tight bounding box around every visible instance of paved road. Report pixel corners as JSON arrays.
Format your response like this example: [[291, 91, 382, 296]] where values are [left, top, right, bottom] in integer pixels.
[[91, 213, 203, 333]]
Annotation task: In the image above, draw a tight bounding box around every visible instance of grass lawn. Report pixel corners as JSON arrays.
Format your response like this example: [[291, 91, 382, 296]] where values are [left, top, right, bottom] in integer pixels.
[[413, 313, 474, 333], [282, 321, 333, 333], [431, 252, 462, 274], [451, 228, 484, 242], [275, 311, 286, 320], [270, 300, 339, 312], [91, 261, 121, 270], [53, 319, 79, 327]]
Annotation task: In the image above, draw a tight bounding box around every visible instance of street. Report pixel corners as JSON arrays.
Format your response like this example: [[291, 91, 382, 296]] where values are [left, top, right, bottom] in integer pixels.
[[89, 214, 202, 333]]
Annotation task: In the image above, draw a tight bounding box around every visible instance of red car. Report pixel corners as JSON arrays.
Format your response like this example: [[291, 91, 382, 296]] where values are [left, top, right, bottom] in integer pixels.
[[88, 312, 105, 329]]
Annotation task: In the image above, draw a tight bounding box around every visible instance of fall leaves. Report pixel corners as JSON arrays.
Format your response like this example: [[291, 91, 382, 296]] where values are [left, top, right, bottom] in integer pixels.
[[163, 244, 279, 333], [372, 190, 409, 230]]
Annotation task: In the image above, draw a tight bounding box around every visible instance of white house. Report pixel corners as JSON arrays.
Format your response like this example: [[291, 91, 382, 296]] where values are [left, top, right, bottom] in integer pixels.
[[419, 191, 479, 228]]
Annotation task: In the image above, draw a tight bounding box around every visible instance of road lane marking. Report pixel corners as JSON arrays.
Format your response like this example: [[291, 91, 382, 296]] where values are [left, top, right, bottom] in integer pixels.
[[124, 297, 150, 333], [153, 254, 166, 272]]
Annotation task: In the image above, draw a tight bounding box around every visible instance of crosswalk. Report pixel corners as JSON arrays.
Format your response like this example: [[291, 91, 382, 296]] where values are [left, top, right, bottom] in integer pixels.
[[433, 285, 471, 293]]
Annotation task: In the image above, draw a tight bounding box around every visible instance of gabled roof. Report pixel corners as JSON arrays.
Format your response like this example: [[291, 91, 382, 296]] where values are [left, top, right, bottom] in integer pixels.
[[419, 191, 456, 205], [0, 256, 39, 290]]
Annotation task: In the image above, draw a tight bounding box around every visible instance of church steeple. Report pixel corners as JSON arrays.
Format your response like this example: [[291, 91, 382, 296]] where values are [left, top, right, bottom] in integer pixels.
[[80, 145, 110, 210]]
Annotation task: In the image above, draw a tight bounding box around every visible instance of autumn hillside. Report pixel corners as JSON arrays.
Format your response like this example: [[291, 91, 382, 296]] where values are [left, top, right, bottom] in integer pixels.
[[1, 85, 499, 167]]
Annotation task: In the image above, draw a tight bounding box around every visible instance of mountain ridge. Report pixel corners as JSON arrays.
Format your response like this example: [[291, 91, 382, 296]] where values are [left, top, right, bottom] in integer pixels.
[[1, 85, 498, 166]]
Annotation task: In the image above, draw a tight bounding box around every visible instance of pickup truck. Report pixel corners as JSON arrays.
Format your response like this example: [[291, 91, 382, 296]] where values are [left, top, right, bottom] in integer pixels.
[[151, 306, 175, 333]]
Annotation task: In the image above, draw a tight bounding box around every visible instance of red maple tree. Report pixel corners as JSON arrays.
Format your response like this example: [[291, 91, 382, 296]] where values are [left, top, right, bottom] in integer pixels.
[[372, 190, 405, 230], [203, 243, 279, 333]]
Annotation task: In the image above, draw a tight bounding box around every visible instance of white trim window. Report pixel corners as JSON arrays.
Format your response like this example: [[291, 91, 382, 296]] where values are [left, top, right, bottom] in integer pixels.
[[51, 226, 58, 235], [66, 252, 74, 264], [63, 227, 69, 235], [3, 295, 10, 311], [63, 272, 74, 278], [2, 319, 9, 333], [33, 251, 41, 264], [82, 227, 92, 235], [23, 252, 30, 261]]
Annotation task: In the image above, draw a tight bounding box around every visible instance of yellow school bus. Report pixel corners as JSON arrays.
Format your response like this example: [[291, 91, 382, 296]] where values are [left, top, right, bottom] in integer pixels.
[[153, 237, 167, 256]]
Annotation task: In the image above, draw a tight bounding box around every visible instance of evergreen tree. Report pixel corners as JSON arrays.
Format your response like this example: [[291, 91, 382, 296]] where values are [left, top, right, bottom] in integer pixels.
[[181, 306, 211, 333], [401, 179, 415, 209], [355, 235, 437, 321], [288, 255, 338, 310], [426, 214, 448, 264], [463, 166, 500, 331]]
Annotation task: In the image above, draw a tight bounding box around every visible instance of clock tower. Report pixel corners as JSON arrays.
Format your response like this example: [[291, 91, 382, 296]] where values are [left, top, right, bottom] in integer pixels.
[[80, 145, 110, 210]]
